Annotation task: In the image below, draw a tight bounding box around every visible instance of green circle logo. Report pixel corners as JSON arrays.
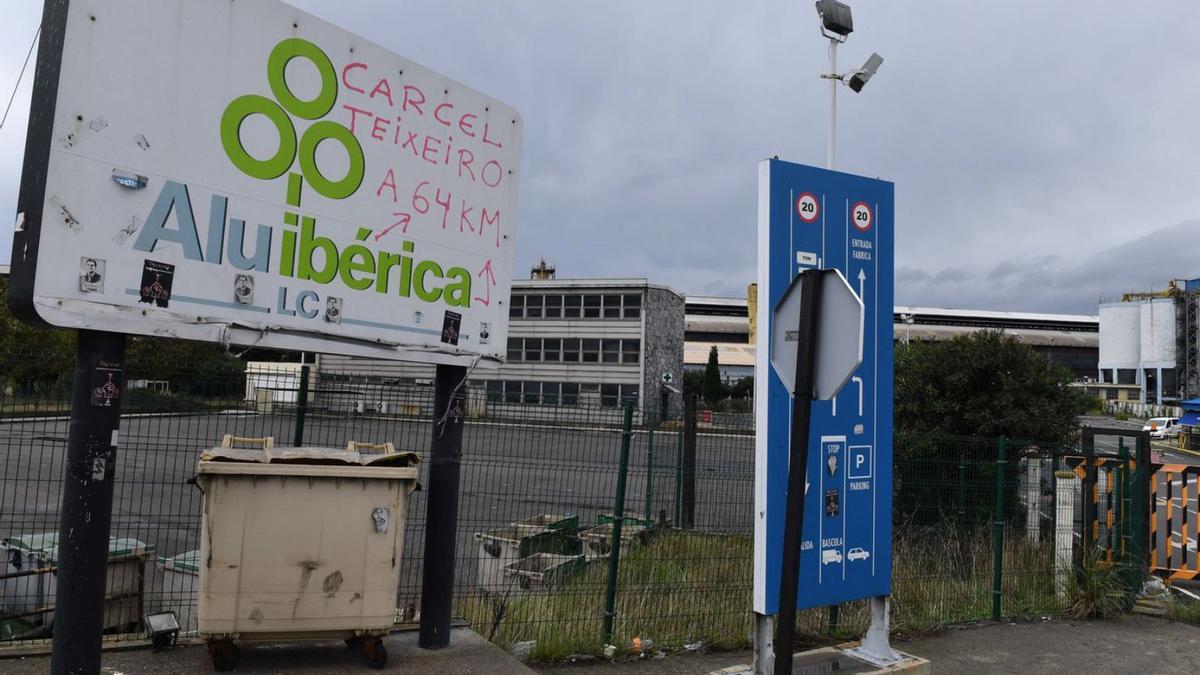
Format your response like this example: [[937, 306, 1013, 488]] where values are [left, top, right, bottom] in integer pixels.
[[220, 38, 364, 201]]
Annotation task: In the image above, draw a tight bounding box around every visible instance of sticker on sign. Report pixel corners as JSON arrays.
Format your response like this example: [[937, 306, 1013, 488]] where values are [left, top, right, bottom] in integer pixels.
[[10, 0, 522, 365]]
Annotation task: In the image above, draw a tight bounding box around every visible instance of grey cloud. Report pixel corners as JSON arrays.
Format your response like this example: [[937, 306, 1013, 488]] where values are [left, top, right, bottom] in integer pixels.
[[1, 1, 1199, 313]]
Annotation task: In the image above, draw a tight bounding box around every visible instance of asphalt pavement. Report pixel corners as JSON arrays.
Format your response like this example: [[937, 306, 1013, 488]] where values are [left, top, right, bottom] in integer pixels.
[[1, 626, 532, 674]]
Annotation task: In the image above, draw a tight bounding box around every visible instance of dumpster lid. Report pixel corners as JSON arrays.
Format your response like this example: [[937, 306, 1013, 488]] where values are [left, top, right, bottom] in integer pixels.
[[1, 532, 155, 561], [157, 549, 200, 574], [199, 445, 420, 467]]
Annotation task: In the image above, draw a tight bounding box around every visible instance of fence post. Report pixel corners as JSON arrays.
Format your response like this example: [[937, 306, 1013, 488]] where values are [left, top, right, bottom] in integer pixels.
[[292, 364, 310, 446], [418, 363, 467, 649], [682, 394, 697, 529], [957, 452, 966, 527], [1118, 440, 1130, 567], [603, 401, 635, 645], [992, 436, 1007, 621], [645, 428, 655, 524], [675, 428, 684, 526], [1131, 432, 1152, 592], [1053, 466, 1076, 602]]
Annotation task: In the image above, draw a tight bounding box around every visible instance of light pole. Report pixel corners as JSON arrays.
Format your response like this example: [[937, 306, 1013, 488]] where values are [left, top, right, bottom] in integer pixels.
[[814, 0, 884, 170]]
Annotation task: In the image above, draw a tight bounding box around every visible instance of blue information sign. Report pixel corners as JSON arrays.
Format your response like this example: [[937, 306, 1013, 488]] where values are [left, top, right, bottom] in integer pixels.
[[753, 159, 894, 614]]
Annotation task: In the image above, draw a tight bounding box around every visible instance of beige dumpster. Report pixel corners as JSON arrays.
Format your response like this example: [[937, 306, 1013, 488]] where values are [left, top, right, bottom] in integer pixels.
[[196, 441, 419, 671]]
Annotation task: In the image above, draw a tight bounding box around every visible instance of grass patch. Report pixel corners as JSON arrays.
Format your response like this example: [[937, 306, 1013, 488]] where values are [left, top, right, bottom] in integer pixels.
[[457, 526, 1067, 662]]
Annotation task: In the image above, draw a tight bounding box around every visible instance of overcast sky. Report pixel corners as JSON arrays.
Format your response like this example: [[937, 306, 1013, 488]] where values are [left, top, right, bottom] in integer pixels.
[[2, 1, 1199, 315]]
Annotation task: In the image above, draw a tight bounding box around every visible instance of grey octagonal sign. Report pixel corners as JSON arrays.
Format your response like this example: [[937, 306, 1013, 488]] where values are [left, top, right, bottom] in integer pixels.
[[770, 269, 864, 400]]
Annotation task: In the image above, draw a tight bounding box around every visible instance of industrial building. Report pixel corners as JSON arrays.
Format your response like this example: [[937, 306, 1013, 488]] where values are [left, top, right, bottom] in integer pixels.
[[318, 263, 685, 419], [683, 288, 1099, 382], [1097, 279, 1200, 406]]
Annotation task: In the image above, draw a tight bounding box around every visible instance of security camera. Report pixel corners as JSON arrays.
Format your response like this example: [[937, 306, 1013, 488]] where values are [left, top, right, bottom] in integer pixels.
[[847, 53, 883, 93]]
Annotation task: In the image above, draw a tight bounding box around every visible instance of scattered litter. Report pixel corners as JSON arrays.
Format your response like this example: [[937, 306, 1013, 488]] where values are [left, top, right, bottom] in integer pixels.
[[684, 641, 703, 652], [564, 654, 596, 664], [1142, 578, 1170, 598], [603, 644, 616, 659], [510, 640, 536, 662], [134, 133, 150, 150], [1171, 584, 1200, 602]]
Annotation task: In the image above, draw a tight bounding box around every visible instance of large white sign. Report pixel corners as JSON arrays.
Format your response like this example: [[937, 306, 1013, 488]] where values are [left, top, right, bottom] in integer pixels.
[[11, 0, 522, 364]]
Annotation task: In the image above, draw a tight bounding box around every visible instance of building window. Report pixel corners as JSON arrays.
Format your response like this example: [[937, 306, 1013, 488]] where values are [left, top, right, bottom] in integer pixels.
[[623, 294, 642, 319], [621, 385, 639, 405], [600, 383, 620, 406], [545, 295, 562, 319], [542, 382, 561, 405], [525, 294, 543, 319], [602, 339, 620, 363], [507, 337, 522, 362], [504, 381, 521, 403], [524, 338, 542, 362], [523, 381, 540, 404], [562, 338, 580, 362], [562, 383, 580, 405], [603, 294, 622, 318], [486, 380, 502, 402], [582, 339, 600, 363], [510, 294, 524, 319], [583, 295, 602, 319], [564, 295, 582, 319], [544, 339, 561, 362], [622, 339, 640, 364]]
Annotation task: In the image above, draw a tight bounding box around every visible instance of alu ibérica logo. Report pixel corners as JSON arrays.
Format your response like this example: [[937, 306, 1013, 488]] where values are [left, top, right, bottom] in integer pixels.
[[134, 38, 474, 310]]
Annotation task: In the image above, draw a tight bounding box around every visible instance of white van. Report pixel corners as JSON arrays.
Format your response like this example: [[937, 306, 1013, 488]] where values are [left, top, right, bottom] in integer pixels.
[[1143, 417, 1180, 439]]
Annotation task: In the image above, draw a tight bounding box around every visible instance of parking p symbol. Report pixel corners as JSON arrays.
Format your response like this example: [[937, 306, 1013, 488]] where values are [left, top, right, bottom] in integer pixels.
[[848, 446, 872, 480]]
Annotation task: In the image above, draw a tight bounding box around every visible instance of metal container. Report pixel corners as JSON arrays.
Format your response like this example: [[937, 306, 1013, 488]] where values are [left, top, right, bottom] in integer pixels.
[[474, 525, 564, 593], [0, 533, 154, 633], [154, 549, 200, 634], [511, 514, 579, 534], [503, 553, 584, 593], [579, 523, 645, 562], [195, 443, 418, 669]]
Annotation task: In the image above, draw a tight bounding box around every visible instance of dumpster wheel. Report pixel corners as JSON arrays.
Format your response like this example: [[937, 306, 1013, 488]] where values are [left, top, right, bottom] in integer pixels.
[[207, 639, 240, 672], [362, 637, 387, 670]]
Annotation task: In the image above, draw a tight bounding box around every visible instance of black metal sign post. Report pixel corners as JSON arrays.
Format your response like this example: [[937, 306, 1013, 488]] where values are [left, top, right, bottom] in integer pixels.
[[774, 270, 824, 675], [418, 363, 467, 648], [50, 330, 127, 675]]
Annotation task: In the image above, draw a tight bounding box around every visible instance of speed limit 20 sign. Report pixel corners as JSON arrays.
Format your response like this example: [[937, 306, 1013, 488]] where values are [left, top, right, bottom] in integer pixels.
[[852, 202, 873, 232], [796, 193, 819, 223]]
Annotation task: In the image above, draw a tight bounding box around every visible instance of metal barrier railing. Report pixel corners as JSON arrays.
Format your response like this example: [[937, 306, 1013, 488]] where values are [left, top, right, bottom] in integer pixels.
[[1151, 463, 1200, 580]]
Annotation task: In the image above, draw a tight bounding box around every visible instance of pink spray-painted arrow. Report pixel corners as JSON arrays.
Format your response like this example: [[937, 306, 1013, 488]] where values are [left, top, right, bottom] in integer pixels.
[[473, 259, 497, 306], [374, 212, 412, 241]]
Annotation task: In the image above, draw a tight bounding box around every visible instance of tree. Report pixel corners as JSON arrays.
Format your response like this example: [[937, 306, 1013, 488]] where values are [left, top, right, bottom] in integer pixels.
[[0, 275, 244, 399], [729, 376, 754, 400], [894, 329, 1090, 445], [702, 345, 725, 408], [683, 371, 703, 401]]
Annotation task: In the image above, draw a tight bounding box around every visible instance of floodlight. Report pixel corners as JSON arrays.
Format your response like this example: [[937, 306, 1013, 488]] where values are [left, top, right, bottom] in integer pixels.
[[847, 53, 884, 93], [815, 0, 853, 39], [143, 611, 180, 651]]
